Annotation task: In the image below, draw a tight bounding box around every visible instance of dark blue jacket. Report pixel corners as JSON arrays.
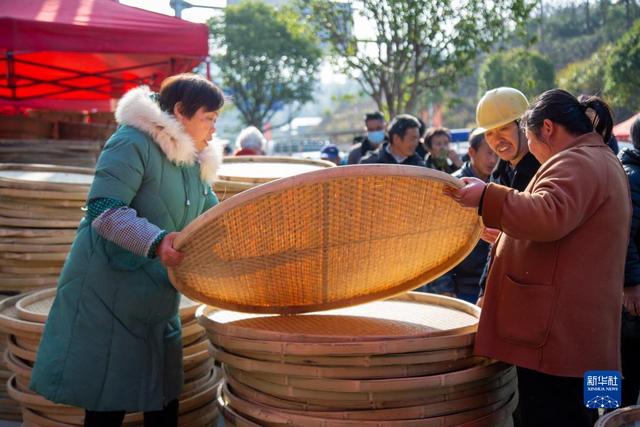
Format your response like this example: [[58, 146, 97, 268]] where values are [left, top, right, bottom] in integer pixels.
[[620, 148, 640, 287], [359, 143, 425, 166], [419, 162, 490, 302], [478, 152, 541, 293]]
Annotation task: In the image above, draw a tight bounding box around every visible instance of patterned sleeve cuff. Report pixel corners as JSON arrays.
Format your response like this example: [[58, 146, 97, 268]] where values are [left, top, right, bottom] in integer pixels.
[[147, 230, 168, 259], [86, 198, 127, 222]]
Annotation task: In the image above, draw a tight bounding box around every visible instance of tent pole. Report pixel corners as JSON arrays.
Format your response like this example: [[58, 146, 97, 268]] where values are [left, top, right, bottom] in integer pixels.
[[7, 51, 16, 100]]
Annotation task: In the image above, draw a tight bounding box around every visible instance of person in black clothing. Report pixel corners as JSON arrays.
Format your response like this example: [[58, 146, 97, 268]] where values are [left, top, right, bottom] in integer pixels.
[[360, 115, 425, 166], [347, 112, 388, 164], [415, 117, 428, 158], [418, 129, 498, 301], [619, 116, 640, 407], [423, 127, 463, 173]]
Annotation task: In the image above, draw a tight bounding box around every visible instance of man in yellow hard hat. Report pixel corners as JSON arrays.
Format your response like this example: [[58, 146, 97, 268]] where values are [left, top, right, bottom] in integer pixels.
[[477, 87, 540, 191], [476, 88, 541, 293], [475, 87, 541, 427]]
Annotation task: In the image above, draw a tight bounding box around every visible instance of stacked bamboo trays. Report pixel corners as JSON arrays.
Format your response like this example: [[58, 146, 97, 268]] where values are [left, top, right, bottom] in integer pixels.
[[202, 292, 517, 426], [595, 405, 640, 426], [0, 163, 94, 294], [0, 289, 222, 426], [212, 156, 335, 201], [0, 326, 20, 421], [0, 140, 102, 168]]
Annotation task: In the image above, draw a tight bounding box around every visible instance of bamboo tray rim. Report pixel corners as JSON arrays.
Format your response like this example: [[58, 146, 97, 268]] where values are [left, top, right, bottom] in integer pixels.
[[221, 377, 517, 423], [0, 163, 94, 192], [197, 292, 480, 344], [224, 360, 509, 394], [594, 404, 640, 427], [218, 379, 517, 426], [206, 328, 476, 357], [223, 366, 517, 412], [0, 293, 44, 336], [225, 345, 475, 368]]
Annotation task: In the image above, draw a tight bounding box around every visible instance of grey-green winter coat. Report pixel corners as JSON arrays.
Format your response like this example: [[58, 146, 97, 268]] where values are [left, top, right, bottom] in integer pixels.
[[30, 86, 221, 412]]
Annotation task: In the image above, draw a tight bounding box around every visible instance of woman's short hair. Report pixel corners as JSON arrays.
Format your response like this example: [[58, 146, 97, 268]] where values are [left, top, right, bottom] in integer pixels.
[[236, 126, 266, 151], [158, 73, 224, 118], [424, 127, 452, 148]]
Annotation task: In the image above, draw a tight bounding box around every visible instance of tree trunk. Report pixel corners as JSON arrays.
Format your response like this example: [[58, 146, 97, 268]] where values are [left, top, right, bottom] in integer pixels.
[[585, 0, 591, 31]]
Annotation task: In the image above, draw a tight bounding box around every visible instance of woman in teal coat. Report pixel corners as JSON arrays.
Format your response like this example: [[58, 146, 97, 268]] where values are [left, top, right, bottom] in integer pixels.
[[30, 74, 224, 427]]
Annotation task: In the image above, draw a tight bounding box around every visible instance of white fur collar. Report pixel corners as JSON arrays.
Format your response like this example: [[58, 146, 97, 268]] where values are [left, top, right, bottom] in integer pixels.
[[114, 86, 221, 184]]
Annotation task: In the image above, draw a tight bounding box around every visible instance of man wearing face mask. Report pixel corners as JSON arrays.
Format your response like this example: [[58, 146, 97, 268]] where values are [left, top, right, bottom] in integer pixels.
[[347, 112, 388, 164]]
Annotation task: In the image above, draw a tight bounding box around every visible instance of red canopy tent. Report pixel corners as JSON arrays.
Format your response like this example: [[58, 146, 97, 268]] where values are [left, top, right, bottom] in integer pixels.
[[613, 113, 640, 141], [0, 0, 209, 111]]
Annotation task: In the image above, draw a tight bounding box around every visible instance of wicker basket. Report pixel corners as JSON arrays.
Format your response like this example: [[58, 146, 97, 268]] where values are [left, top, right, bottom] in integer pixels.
[[0, 163, 92, 294], [171, 165, 482, 314], [0, 290, 221, 426], [212, 156, 335, 202]]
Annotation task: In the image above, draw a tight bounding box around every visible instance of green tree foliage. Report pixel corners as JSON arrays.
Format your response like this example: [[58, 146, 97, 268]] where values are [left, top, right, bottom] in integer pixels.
[[301, 0, 535, 118], [533, 1, 637, 69], [478, 48, 555, 99], [605, 20, 640, 111], [209, 1, 322, 129], [556, 45, 611, 97]]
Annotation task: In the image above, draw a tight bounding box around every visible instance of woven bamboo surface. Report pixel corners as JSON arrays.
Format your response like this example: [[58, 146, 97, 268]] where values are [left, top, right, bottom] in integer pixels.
[[217, 156, 335, 184], [199, 292, 478, 343], [171, 165, 482, 314]]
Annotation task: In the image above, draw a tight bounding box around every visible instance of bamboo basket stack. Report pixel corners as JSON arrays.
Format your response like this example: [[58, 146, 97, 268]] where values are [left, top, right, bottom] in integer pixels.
[[0, 140, 102, 168], [169, 165, 517, 425], [0, 329, 20, 421], [0, 289, 222, 426], [212, 156, 335, 201], [0, 164, 92, 293], [204, 293, 517, 427]]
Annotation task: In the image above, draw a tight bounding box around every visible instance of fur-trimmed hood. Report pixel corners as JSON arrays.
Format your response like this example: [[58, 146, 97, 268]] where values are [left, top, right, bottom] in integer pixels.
[[114, 86, 221, 184]]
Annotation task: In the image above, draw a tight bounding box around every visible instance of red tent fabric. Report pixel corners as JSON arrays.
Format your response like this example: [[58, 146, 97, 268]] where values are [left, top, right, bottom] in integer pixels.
[[613, 113, 640, 141], [0, 0, 209, 111]]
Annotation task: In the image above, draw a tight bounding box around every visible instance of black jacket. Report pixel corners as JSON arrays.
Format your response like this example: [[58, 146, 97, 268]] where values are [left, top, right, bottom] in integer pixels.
[[489, 152, 541, 191], [620, 148, 640, 287], [479, 152, 541, 293], [359, 143, 426, 166], [347, 136, 388, 165], [420, 162, 489, 302]]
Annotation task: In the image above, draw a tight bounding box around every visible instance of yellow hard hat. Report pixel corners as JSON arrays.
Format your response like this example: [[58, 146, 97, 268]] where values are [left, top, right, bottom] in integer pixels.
[[476, 87, 529, 131]]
